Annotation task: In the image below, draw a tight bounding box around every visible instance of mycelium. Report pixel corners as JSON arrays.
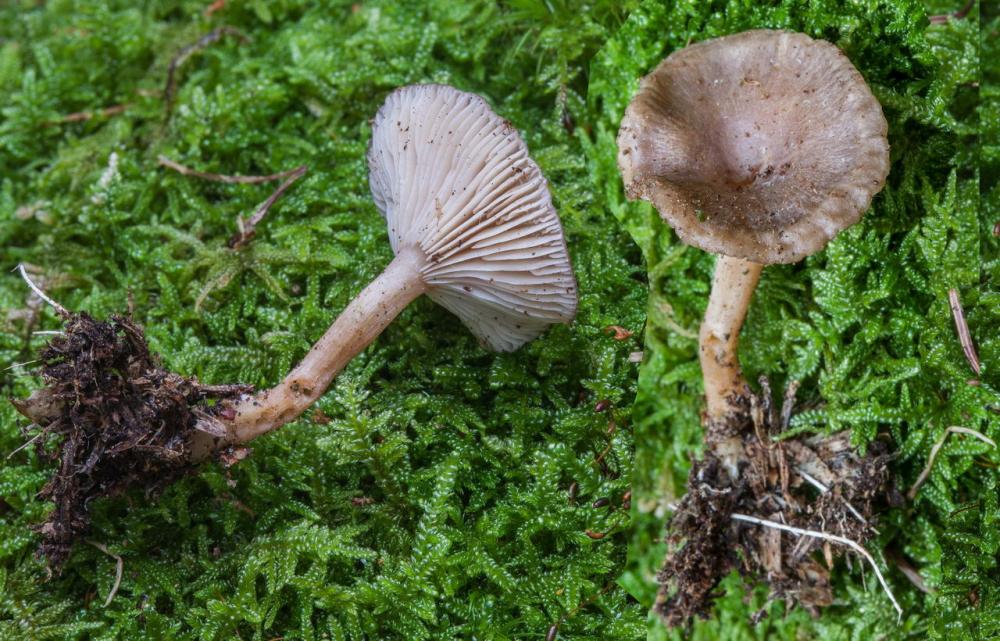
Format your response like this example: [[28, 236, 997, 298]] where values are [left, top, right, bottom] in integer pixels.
[[618, 30, 896, 625], [13, 83, 577, 566]]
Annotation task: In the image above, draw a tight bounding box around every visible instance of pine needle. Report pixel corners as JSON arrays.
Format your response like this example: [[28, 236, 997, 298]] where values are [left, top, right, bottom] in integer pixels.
[[908, 426, 996, 500]]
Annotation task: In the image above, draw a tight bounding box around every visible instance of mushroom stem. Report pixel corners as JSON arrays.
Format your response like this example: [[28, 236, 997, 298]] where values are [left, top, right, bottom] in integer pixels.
[[699, 255, 763, 432], [190, 247, 427, 459]]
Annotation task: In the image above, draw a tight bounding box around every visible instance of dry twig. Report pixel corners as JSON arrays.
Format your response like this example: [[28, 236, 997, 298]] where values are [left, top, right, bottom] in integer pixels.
[[157, 155, 303, 185], [2, 358, 38, 373], [229, 165, 308, 248], [85, 540, 124, 607], [157, 156, 308, 249], [929, 0, 975, 24], [908, 426, 996, 500], [164, 26, 249, 121], [885, 548, 933, 595], [948, 288, 981, 375], [44, 104, 129, 126], [731, 512, 902, 620], [6, 431, 43, 460]]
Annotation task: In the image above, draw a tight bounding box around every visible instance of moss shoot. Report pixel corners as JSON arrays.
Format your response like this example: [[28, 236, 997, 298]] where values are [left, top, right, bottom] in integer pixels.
[[590, 1, 996, 640], [1, 1, 644, 639]]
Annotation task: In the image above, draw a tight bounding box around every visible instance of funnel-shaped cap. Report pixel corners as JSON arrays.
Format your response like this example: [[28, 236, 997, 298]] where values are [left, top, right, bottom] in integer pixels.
[[618, 30, 890, 264], [368, 84, 578, 351]]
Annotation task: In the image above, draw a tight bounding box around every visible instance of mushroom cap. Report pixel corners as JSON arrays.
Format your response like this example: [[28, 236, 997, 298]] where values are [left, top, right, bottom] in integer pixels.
[[617, 29, 890, 264], [368, 84, 578, 352]]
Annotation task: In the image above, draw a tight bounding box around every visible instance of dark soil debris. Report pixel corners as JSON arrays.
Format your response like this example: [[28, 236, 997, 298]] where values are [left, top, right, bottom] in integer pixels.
[[654, 455, 742, 626], [10, 313, 248, 569], [654, 381, 893, 626]]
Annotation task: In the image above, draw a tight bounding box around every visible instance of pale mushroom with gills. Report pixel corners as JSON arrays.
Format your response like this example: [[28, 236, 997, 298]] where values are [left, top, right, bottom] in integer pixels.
[[190, 83, 578, 457], [617, 30, 894, 625], [13, 83, 577, 566]]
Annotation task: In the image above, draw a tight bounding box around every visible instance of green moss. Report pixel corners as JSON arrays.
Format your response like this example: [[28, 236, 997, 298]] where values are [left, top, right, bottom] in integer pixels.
[[586, 1, 995, 639], [1, 1, 996, 639], [0, 1, 646, 639]]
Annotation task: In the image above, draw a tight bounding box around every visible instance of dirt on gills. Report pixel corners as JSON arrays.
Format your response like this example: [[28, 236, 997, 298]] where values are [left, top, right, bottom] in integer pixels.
[[654, 379, 896, 626], [11, 313, 249, 569]]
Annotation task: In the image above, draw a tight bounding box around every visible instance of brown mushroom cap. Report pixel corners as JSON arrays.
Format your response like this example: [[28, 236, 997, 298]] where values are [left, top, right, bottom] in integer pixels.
[[618, 29, 890, 264]]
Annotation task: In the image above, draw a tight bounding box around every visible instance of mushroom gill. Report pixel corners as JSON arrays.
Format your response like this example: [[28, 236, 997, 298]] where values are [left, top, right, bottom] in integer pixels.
[[369, 84, 577, 351]]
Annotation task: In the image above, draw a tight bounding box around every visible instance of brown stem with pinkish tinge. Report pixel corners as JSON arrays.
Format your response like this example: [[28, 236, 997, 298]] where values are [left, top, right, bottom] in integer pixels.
[[699, 255, 763, 449], [190, 247, 427, 460]]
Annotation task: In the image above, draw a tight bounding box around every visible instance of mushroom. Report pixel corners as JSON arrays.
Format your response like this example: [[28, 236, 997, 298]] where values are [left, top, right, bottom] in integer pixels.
[[617, 29, 889, 442], [13, 83, 578, 567], [191, 83, 578, 456]]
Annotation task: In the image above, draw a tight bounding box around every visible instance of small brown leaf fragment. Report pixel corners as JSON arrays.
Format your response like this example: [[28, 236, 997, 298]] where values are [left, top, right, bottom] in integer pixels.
[[562, 108, 575, 135], [603, 325, 633, 340], [585, 530, 606, 539], [204, 0, 226, 16], [218, 446, 251, 467], [594, 399, 611, 413], [546, 624, 559, 641], [592, 497, 610, 509], [312, 408, 332, 425]]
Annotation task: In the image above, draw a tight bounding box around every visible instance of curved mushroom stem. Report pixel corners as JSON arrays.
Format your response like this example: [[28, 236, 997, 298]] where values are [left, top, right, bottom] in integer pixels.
[[699, 255, 763, 439], [190, 247, 427, 460]]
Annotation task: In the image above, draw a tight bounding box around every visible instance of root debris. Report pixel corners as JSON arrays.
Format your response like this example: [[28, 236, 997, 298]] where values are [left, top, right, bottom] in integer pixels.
[[654, 379, 896, 626], [11, 313, 249, 568]]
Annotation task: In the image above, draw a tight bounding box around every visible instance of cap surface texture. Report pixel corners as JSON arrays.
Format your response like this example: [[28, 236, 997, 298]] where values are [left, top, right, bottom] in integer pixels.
[[617, 29, 890, 264]]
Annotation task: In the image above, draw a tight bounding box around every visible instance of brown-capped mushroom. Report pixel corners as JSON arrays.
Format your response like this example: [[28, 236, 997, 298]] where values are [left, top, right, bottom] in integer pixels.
[[617, 29, 889, 436], [191, 83, 577, 456]]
